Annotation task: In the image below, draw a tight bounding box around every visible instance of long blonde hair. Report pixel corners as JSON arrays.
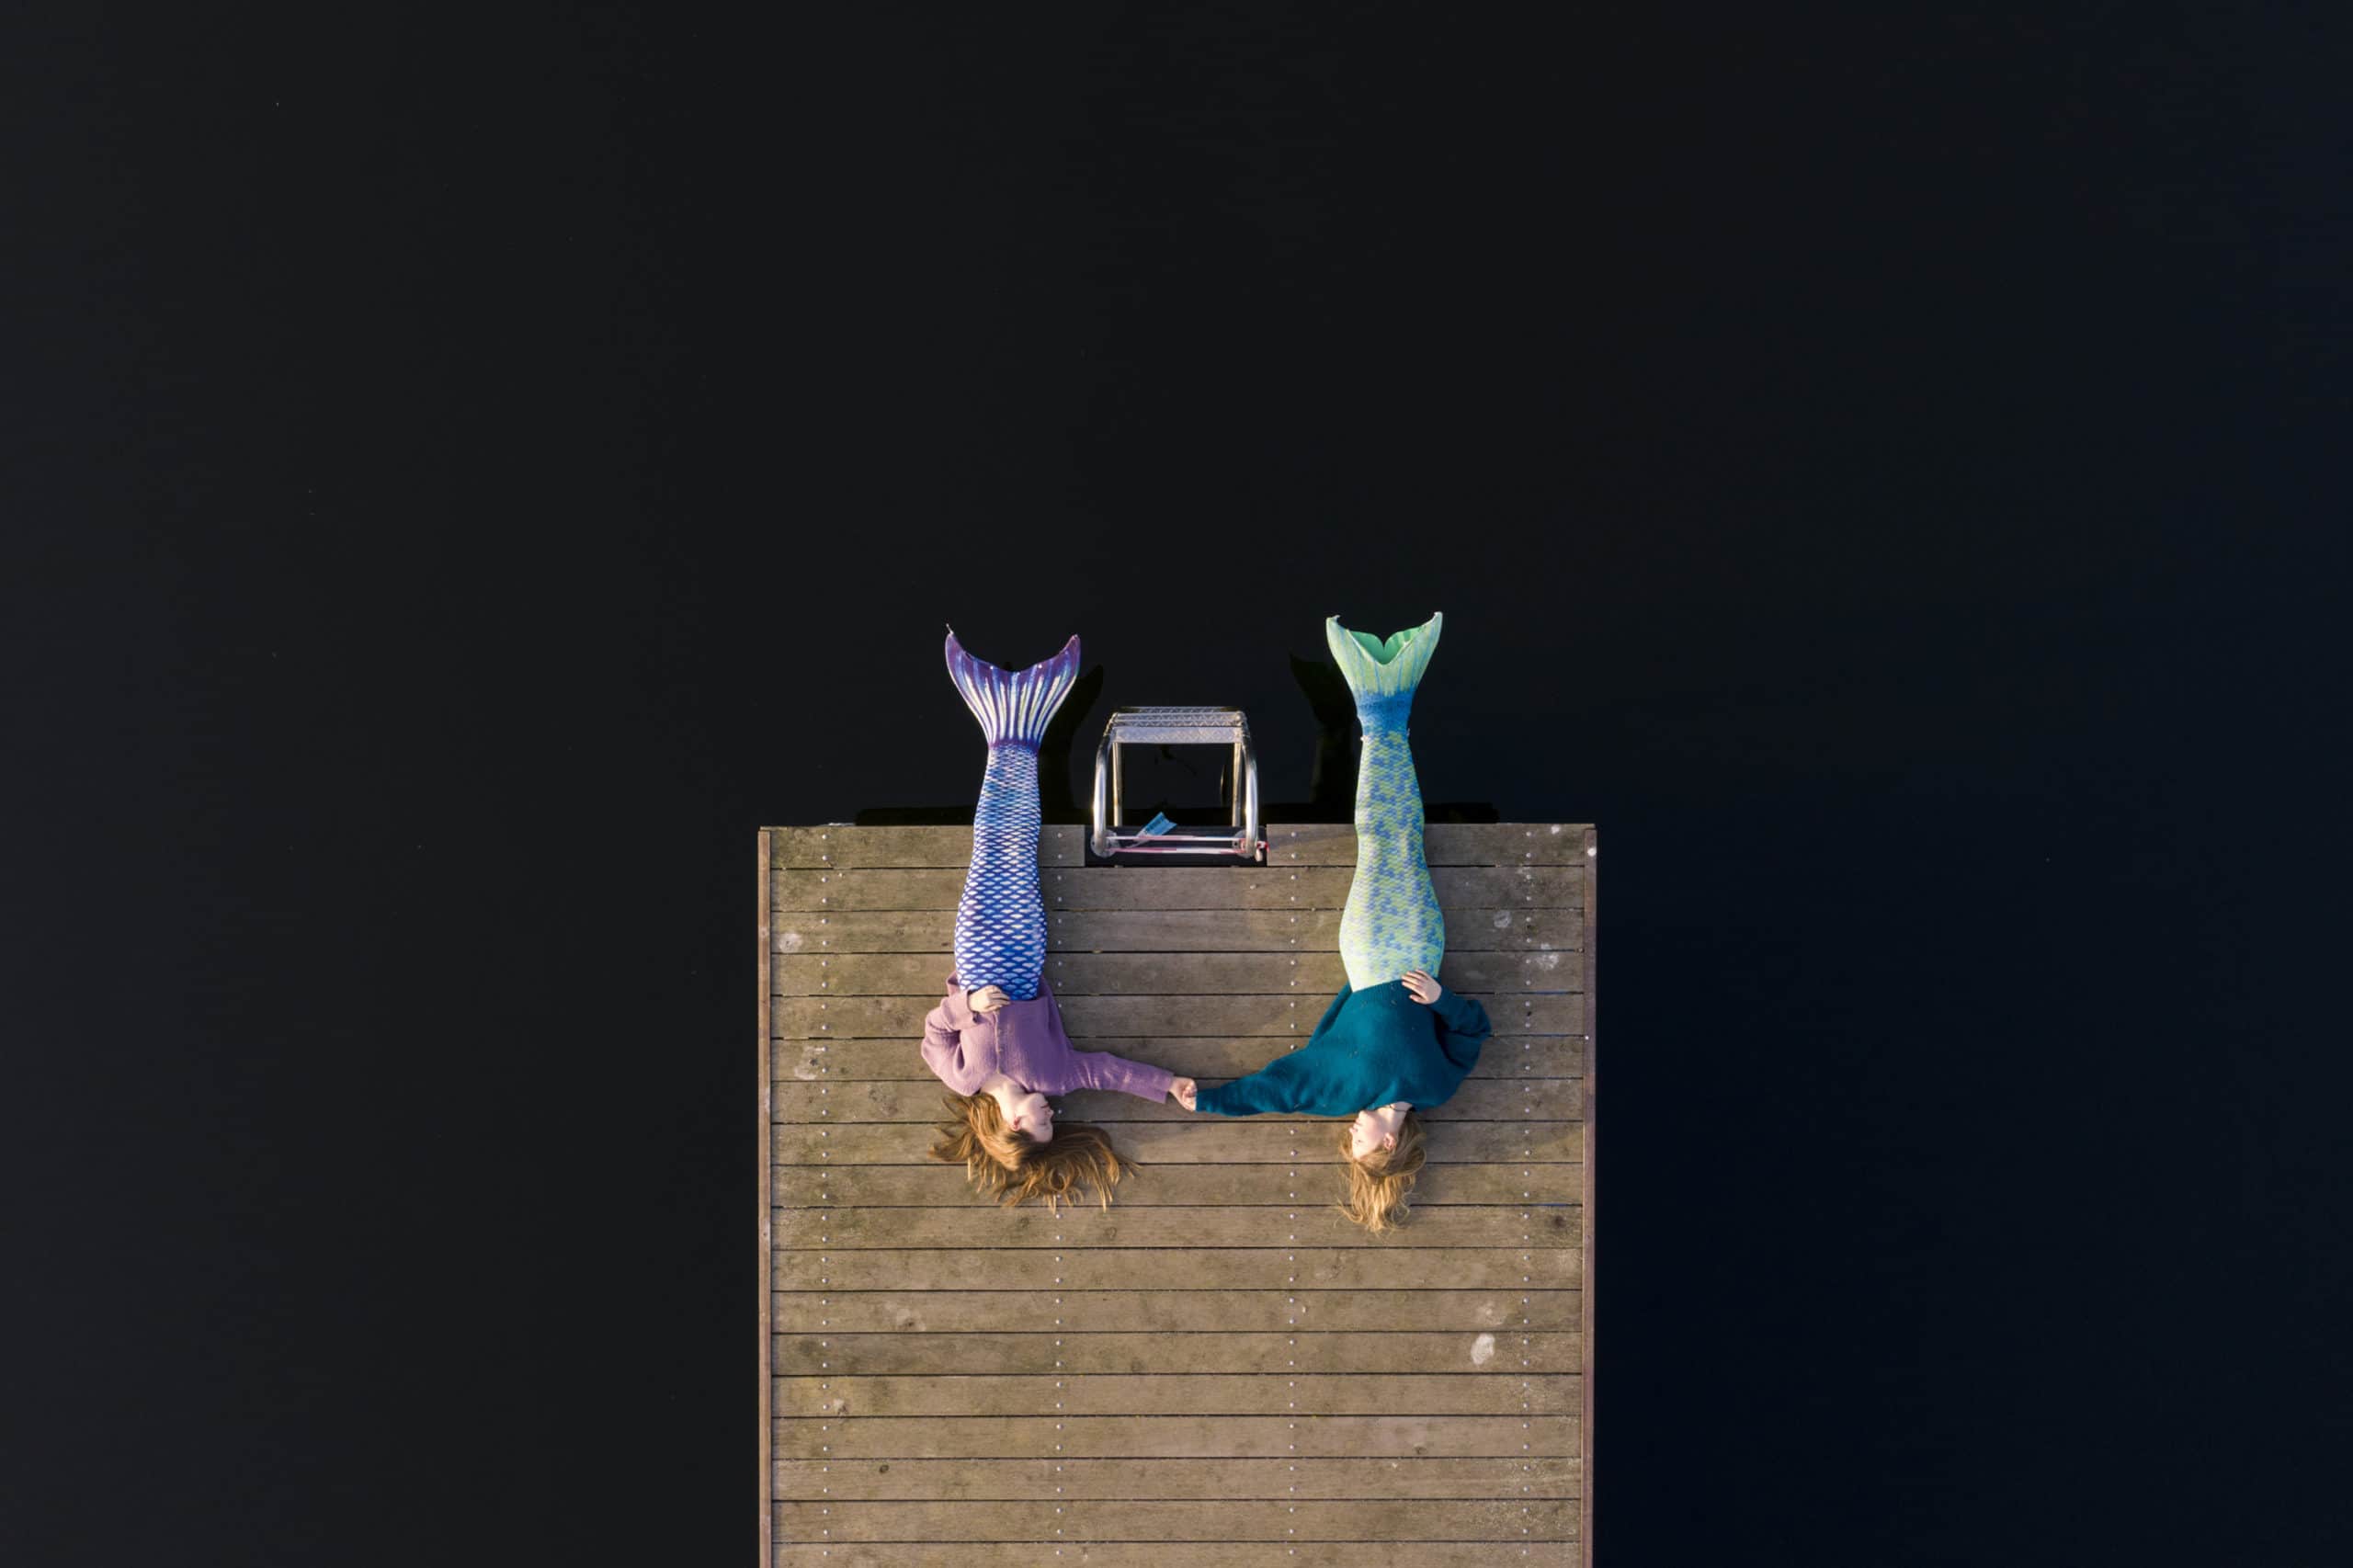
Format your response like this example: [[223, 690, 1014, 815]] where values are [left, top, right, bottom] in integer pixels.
[[1335, 1110, 1427, 1233], [928, 1092, 1138, 1212]]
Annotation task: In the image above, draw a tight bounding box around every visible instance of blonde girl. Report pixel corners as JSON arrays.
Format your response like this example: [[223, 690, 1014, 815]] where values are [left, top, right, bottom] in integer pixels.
[[1191, 615, 1489, 1232]]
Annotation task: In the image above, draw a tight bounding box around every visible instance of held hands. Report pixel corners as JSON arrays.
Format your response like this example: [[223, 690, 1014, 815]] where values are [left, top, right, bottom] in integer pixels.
[[1401, 969, 1444, 1005], [1169, 1076, 1198, 1111]]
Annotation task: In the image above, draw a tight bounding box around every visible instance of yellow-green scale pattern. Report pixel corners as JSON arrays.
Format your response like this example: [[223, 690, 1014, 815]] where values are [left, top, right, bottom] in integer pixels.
[[1327, 612, 1447, 992]]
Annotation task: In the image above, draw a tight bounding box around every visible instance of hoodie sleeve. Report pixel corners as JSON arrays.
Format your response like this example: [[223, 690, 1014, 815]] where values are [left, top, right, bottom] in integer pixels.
[[1195, 1049, 1323, 1118], [1067, 1049, 1176, 1103], [919, 976, 995, 1095], [1017, 981, 1175, 1102], [1429, 986, 1492, 1073], [1194, 985, 1357, 1116]]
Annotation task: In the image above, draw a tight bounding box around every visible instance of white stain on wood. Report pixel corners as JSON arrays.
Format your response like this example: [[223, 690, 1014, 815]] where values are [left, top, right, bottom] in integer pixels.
[[1470, 1333, 1496, 1366], [778, 929, 806, 952], [1491, 910, 1512, 928], [1531, 950, 1563, 971]]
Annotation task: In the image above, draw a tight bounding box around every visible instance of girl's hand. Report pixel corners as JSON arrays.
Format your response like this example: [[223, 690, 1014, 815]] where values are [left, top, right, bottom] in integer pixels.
[[1401, 969, 1443, 1005], [967, 984, 1011, 1014], [1170, 1076, 1198, 1111]]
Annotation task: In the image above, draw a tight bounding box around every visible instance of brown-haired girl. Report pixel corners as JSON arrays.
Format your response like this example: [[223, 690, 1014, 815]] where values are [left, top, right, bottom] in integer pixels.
[[921, 630, 1196, 1210]]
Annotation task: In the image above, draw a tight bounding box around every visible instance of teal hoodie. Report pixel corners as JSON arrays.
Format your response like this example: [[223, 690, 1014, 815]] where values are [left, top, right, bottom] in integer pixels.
[[1194, 981, 1491, 1117]]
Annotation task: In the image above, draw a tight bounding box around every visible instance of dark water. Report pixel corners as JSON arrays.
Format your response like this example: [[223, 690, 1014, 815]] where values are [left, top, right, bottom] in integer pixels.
[[7, 7, 2347, 1565]]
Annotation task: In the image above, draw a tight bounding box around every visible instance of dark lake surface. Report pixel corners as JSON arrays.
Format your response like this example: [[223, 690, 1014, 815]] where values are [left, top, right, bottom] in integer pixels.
[[10, 6, 2345, 1564]]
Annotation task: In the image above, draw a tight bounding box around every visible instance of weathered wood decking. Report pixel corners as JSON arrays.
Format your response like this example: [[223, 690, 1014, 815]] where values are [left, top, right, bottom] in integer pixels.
[[760, 823, 1595, 1565]]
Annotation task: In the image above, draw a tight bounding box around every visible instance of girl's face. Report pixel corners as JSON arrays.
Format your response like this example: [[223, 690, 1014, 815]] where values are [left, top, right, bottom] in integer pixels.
[[1005, 1089, 1054, 1143], [1349, 1106, 1400, 1161]]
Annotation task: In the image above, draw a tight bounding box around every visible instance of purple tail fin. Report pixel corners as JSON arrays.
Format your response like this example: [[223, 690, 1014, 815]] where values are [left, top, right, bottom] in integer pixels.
[[944, 631, 1081, 748]]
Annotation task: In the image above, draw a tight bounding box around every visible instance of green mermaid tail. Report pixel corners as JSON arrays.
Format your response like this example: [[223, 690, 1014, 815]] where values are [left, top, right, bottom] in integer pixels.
[[1325, 611, 1446, 991]]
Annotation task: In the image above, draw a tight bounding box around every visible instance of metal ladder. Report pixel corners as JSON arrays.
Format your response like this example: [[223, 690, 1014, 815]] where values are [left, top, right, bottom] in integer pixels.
[[1089, 706, 1264, 863]]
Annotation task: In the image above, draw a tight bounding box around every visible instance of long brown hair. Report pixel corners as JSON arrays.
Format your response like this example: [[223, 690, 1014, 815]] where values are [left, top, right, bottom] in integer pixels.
[[927, 1092, 1139, 1212], [1335, 1109, 1427, 1233]]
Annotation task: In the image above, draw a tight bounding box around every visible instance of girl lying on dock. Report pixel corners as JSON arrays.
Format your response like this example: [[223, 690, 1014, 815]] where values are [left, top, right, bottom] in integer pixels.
[[1190, 613, 1491, 1232], [921, 630, 1198, 1210]]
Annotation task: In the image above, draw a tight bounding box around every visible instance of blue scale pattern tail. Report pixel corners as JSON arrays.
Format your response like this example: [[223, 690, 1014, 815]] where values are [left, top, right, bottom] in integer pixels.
[[946, 630, 1081, 1002], [1326, 612, 1446, 992]]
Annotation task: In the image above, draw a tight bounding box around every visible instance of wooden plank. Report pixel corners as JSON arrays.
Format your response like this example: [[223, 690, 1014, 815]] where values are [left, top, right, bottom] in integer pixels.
[[772, 1078, 1583, 1124], [775, 1453, 1577, 1500], [775, 906, 1583, 954], [770, 1289, 1581, 1334], [769, 910, 948, 952], [780, 1327, 1572, 1374], [772, 1496, 1576, 1540], [780, 1036, 1586, 1083], [773, 868, 945, 912], [1581, 824, 1598, 1563], [776, 863, 1585, 912], [757, 831, 773, 1568], [772, 1205, 1583, 1251], [773, 1414, 1580, 1460], [774, 1119, 1585, 1165], [773, 950, 1580, 997], [773, 1248, 1583, 1291], [775, 1163, 1581, 1208], [1041, 906, 1565, 956], [1271, 822, 1591, 867], [775, 1546, 1574, 1568], [1046, 862, 1587, 912], [775, 992, 1586, 1039], [777, 1373, 1579, 1417], [776, 1331, 1580, 1377], [772, 824, 1592, 869], [774, 824, 1086, 869]]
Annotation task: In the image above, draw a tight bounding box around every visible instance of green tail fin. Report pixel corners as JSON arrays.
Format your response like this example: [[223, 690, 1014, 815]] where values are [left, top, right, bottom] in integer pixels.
[[1325, 612, 1443, 718]]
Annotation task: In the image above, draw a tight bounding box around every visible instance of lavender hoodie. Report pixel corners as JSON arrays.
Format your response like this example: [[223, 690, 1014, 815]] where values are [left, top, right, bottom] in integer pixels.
[[920, 972, 1175, 1103]]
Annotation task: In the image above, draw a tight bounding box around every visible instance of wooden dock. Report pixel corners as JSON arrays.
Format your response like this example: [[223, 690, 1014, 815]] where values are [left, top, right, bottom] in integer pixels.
[[760, 823, 1595, 1565]]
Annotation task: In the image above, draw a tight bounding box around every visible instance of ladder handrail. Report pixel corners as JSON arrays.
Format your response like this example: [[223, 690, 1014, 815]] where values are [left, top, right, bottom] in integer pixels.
[[1090, 706, 1263, 863]]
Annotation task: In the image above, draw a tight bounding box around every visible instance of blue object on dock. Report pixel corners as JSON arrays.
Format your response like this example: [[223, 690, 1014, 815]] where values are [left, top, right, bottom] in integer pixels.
[[1140, 811, 1176, 835]]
